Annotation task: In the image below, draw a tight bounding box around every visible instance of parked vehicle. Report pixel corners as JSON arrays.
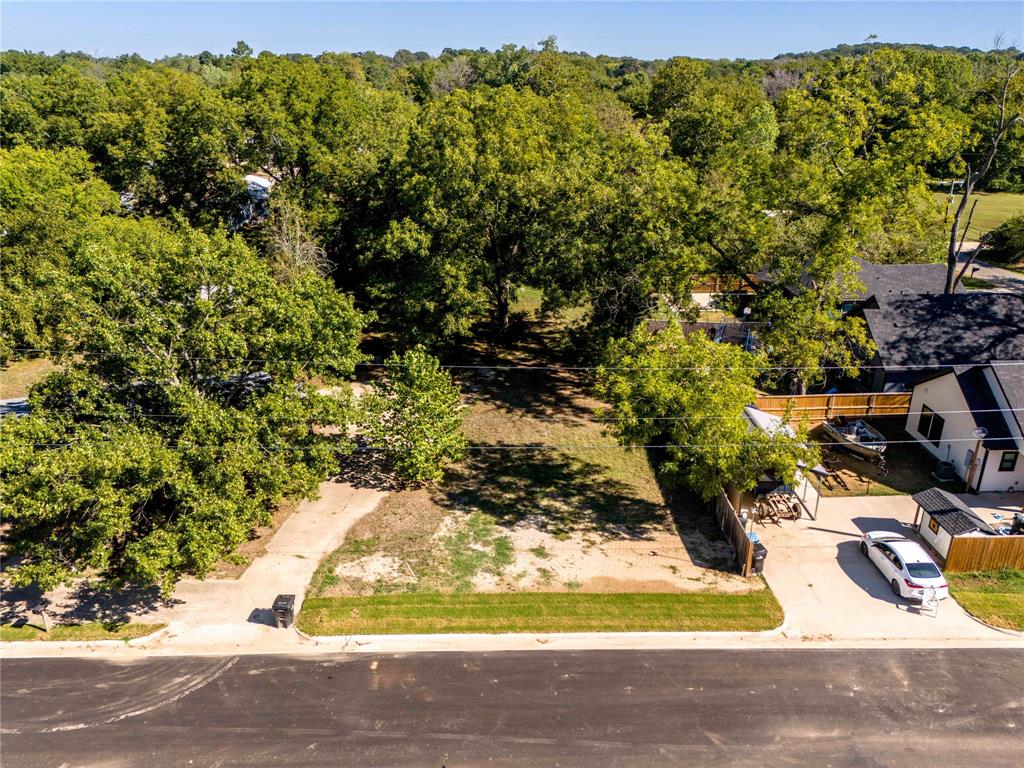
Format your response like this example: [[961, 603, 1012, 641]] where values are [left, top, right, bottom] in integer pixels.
[[860, 531, 949, 601], [822, 416, 887, 461]]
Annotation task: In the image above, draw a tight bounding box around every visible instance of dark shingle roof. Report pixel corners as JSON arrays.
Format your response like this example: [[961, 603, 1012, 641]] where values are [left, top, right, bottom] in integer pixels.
[[848, 257, 953, 301], [912, 487, 995, 537], [863, 293, 1024, 370], [991, 364, 1024, 434], [955, 366, 1019, 451]]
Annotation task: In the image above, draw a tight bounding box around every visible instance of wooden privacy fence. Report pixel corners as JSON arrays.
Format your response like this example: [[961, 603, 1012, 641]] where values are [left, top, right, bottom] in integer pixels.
[[944, 535, 1024, 572], [756, 392, 912, 424], [715, 491, 754, 577]]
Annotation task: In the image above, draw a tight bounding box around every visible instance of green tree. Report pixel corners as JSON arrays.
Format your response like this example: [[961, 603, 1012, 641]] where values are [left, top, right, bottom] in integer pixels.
[[0, 145, 119, 359], [358, 348, 467, 484], [365, 86, 590, 341], [597, 323, 815, 499], [0, 217, 366, 593]]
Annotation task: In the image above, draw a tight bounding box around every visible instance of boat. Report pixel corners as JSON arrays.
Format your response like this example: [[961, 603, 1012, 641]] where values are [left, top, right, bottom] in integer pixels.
[[821, 416, 887, 460]]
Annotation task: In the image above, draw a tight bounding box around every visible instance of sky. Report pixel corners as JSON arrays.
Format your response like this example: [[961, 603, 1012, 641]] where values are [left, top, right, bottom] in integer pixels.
[[1, 1, 1021, 61]]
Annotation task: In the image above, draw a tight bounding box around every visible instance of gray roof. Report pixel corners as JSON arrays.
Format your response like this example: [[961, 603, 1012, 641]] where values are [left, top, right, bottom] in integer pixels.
[[991, 364, 1024, 433], [955, 367, 1019, 451], [848, 257, 953, 302], [863, 293, 1024, 370], [912, 487, 996, 537]]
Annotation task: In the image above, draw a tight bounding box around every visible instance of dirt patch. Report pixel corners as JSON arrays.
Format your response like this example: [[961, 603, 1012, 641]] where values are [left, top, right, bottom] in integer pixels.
[[208, 500, 297, 579]]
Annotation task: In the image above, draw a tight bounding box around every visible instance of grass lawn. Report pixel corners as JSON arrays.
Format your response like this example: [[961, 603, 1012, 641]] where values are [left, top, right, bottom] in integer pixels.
[[814, 421, 940, 497], [297, 590, 783, 635], [960, 276, 998, 290], [931, 191, 1024, 239], [0, 622, 164, 642], [947, 570, 1024, 632], [0, 357, 59, 399]]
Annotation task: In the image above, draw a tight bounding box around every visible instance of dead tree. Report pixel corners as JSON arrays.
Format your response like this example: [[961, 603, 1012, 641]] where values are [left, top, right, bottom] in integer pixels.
[[944, 62, 1022, 294]]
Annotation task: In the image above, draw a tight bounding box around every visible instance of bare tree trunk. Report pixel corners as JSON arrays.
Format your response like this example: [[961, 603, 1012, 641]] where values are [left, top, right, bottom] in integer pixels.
[[945, 63, 1022, 294]]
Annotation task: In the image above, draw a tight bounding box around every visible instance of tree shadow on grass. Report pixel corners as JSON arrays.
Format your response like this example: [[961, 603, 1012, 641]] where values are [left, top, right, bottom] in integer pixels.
[[647, 449, 746, 574], [1, 580, 172, 625], [432, 447, 666, 540]]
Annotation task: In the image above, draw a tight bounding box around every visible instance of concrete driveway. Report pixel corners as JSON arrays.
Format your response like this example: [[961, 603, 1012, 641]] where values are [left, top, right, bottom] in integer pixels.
[[753, 492, 1011, 642]]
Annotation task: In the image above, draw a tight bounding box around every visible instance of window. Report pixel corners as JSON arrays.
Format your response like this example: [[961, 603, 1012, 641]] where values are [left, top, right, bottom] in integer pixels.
[[999, 451, 1019, 472], [928, 516, 939, 534], [917, 405, 945, 446]]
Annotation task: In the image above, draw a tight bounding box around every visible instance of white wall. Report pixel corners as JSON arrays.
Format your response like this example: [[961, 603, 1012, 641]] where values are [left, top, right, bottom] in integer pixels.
[[906, 373, 979, 480], [918, 512, 953, 558], [906, 372, 1024, 493]]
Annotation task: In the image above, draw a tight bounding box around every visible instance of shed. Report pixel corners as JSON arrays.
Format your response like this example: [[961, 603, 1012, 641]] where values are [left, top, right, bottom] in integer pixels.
[[911, 487, 995, 559]]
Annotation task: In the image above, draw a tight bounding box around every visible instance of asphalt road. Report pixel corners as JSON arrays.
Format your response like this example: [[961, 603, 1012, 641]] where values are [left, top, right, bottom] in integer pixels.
[[3, 649, 1022, 767]]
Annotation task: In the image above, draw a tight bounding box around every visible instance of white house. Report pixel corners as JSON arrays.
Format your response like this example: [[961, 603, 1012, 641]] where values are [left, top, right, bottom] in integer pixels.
[[906, 365, 1023, 493]]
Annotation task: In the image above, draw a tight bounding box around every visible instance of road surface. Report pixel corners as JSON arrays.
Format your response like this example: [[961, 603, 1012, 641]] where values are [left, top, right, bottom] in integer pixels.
[[3, 649, 1022, 767]]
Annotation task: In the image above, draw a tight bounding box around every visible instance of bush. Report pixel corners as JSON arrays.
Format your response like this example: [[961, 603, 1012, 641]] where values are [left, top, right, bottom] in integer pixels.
[[985, 214, 1024, 264]]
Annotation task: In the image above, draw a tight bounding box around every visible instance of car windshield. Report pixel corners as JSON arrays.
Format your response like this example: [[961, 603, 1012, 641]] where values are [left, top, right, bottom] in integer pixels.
[[907, 562, 941, 579]]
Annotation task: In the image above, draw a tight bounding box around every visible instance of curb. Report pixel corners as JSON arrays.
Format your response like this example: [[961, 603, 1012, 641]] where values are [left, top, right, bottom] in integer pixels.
[[1, 623, 169, 651]]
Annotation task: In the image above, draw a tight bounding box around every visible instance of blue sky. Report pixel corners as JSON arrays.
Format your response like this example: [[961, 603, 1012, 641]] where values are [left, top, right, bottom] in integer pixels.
[[2, 2, 1021, 60]]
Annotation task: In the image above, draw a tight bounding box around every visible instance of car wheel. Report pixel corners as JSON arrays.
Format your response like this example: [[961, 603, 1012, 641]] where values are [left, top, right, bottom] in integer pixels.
[[890, 579, 901, 597], [860, 542, 869, 557]]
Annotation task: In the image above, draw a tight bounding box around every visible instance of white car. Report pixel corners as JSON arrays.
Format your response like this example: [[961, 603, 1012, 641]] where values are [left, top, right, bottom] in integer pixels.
[[860, 531, 949, 601]]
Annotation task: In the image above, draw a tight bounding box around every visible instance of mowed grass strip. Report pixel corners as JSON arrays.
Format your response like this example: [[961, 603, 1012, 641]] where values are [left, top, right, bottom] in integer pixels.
[[947, 570, 1024, 632], [298, 591, 782, 635], [0, 622, 165, 642]]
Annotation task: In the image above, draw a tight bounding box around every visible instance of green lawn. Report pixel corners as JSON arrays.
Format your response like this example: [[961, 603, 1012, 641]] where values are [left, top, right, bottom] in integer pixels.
[[932, 191, 1024, 239], [297, 591, 783, 635], [947, 570, 1024, 632], [0, 622, 165, 642], [0, 357, 59, 399]]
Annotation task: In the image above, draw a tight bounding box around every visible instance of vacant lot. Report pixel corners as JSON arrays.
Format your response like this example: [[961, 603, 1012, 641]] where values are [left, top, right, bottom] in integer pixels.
[[309, 317, 755, 609], [298, 591, 782, 635], [931, 190, 1024, 239], [814, 422, 939, 497], [947, 570, 1024, 632]]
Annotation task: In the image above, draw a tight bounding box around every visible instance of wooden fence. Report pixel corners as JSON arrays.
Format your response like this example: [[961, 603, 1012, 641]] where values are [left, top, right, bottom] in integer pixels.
[[944, 535, 1024, 572], [755, 392, 912, 424], [715, 491, 754, 577]]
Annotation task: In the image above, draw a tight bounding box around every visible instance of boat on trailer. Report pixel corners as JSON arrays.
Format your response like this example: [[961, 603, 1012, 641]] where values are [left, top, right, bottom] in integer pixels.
[[822, 416, 887, 460]]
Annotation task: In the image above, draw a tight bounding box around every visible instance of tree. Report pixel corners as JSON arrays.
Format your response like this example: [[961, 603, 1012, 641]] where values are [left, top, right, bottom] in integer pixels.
[[0, 145, 119, 359], [358, 348, 467, 484], [364, 86, 597, 342], [0, 217, 366, 594], [943, 60, 1022, 293], [231, 40, 254, 59], [984, 213, 1024, 265], [596, 323, 815, 499]]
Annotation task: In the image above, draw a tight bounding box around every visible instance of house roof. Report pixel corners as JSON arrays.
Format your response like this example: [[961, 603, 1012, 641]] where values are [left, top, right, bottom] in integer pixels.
[[863, 292, 1024, 371], [848, 257, 953, 302], [990, 364, 1024, 433], [954, 366, 1019, 451], [912, 487, 995, 537]]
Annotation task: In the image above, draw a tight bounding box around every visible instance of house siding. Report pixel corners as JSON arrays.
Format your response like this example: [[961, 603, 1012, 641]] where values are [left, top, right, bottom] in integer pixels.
[[906, 372, 1024, 493]]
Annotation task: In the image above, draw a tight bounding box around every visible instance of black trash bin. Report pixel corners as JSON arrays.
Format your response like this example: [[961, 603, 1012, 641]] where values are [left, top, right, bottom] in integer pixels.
[[752, 543, 768, 575], [272, 594, 296, 628]]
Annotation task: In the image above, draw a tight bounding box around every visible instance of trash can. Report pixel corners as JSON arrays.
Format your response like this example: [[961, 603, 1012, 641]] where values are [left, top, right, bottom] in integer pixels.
[[752, 543, 768, 575], [272, 594, 296, 628]]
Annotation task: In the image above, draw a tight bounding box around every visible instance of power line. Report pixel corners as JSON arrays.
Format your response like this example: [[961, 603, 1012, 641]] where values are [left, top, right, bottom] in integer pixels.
[[16, 435, 1020, 452], [11, 405, 1024, 422], [10, 347, 1024, 373]]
